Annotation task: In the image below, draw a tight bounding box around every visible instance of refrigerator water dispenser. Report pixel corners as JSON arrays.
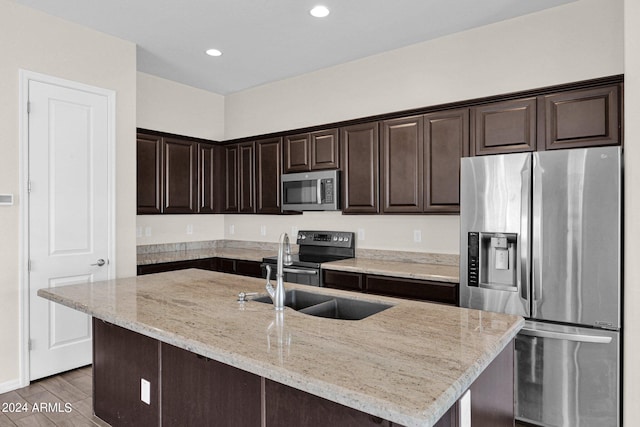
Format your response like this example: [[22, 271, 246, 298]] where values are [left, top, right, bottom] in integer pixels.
[[468, 232, 518, 290]]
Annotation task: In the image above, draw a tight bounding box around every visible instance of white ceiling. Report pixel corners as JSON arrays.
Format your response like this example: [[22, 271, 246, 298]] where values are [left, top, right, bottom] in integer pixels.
[[15, 0, 575, 95]]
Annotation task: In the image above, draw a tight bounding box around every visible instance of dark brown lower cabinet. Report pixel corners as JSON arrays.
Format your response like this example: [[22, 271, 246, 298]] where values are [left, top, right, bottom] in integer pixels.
[[93, 320, 514, 427], [322, 270, 458, 306], [93, 320, 160, 427], [265, 379, 392, 426], [161, 343, 261, 426], [136, 258, 215, 276]]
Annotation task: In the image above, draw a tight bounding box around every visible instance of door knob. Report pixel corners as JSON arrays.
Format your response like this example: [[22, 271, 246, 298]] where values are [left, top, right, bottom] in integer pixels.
[[91, 259, 106, 267]]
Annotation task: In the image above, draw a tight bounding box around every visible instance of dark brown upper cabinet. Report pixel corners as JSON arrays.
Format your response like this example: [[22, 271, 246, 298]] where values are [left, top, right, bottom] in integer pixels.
[[341, 122, 379, 214], [224, 142, 256, 213], [424, 108, 469, 213], [283, 129, 339, 173], [197, 143, 221, 213], [471, 98, 537, 155], [223, 144, 238, 213], [541, 84, 620, 150], [256, 137, 282, 214], [238, 142, 256, 213], [163, 138, 198, 214], [137, 133, 163, 214], [381, 116, 424, 213]]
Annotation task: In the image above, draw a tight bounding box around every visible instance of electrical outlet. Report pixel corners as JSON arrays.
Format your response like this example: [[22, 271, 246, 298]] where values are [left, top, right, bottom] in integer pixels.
[[144, 226, 152, 237], [229, 224, 235, 235], [358, 228, 365, 241], [136, 226, 142, 238], [413, 230, 422, 243], [141, 379, 150, 405], [186, 224, 193, 235], [260, 225, 267, 236]]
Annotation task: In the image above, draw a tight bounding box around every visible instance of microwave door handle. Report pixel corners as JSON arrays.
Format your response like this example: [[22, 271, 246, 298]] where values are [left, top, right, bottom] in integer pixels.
[[317, 179, 323, 204]]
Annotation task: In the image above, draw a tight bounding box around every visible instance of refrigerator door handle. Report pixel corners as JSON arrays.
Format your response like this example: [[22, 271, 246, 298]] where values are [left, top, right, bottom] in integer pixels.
[[519, 161, 531, 307], [531, 154, 543, 317], [520, 327, 613, 344]]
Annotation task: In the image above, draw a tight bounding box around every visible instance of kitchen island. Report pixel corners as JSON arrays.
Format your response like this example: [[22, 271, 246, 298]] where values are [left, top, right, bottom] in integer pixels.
[[38, 269, 522, 427]]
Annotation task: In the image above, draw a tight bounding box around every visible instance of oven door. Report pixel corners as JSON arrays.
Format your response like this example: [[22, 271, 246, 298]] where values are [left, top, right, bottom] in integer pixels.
[[261, 263, 320, 286]]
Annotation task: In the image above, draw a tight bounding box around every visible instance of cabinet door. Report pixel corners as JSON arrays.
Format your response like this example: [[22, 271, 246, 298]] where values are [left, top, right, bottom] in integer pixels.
[[424, 109, 469, 213], [224, 144, 239, 212], [256, 137, 282, 214], [341, 122, 380, 214], [542, 84, 620, 149], [161, 343, 261, 426], [238, 142, 256, 213], [217, 258, 236, 274], [310, 129, 339, 170], [198, 143, 217, 213], [235, 260, 264, 278], [365, 275, 458, 306], [163, 137, 197, 213], [322, 270, 364, 291], [381, 116, 424, 213], [284, 133, 310, 173], [93, 319, 159, 427], [136, 133, 163, 214], [471, 98, 536, 155]]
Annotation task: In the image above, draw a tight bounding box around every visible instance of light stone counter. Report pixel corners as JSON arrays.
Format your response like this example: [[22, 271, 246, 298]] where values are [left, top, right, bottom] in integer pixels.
[[39, 269, 521, 427], [137, 247, 275, 265], [323, 258, 460, 283]]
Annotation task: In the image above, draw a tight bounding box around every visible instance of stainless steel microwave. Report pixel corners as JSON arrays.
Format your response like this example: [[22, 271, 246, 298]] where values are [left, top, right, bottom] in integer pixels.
[[281, 170, 340, 211]]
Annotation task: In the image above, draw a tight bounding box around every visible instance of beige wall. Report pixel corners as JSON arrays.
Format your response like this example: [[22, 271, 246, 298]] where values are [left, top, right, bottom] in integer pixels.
[[135, 72, 226, 245], [0, 0, 137, 389], [624, 0, 639, 425], [137, 72, 225, 141]]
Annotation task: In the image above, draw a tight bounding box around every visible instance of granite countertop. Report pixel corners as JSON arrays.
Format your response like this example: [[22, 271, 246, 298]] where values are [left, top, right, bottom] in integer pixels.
[[137, 247, 275, 265], [323, 258, 459, 283], [38, 269, 521, 427]]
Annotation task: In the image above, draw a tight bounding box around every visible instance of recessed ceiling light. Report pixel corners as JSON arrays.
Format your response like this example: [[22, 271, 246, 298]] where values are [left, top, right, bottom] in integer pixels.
[[310, 5, 330, 18], [205, 48, 222, 57]]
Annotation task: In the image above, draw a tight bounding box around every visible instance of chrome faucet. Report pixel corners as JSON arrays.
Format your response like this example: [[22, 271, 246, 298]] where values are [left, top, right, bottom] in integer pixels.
[[266, 232, 293, 310]]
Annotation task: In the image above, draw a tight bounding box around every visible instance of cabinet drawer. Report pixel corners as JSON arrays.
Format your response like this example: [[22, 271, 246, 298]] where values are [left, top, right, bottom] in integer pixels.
[[137, 258, 214, 276], [217, 258, 236, 274], [365, 275, 458, 306], [235, 260, 263, 278], [322, 270, 363, 291]]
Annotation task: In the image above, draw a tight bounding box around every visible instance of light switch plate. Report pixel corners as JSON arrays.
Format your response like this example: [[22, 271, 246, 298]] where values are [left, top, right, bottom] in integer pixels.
[[0, 194, 13, 206], [141, 378, 150, 405]]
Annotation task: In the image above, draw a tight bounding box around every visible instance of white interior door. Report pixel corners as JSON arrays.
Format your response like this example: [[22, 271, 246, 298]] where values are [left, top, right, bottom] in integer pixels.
[[28, 78, 112, 380]]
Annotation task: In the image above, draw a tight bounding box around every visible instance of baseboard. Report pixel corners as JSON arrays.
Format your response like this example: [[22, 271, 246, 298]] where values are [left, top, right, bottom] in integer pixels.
[[0, 378, 26, 394]]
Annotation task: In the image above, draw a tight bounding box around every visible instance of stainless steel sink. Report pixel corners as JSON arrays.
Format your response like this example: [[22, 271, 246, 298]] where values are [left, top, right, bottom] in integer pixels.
[[252, 289, 392, 320]]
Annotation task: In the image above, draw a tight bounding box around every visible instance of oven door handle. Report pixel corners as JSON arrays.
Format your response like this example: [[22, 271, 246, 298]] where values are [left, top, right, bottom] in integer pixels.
[[282, 267, 318, 275]]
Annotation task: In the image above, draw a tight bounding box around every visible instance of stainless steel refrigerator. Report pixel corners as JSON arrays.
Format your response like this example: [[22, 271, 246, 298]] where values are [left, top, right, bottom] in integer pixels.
[[459, 147, 621, 427]]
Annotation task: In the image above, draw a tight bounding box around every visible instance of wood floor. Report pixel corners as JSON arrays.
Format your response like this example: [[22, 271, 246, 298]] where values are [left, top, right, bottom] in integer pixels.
[[0, 366, 110, 427]]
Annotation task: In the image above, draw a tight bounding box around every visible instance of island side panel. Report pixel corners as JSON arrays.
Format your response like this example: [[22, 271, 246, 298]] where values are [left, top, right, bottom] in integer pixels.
[[264, 379, 393, 427], [468, 340, 515, 427], [93, 319, 160, 427], [161, 342, 262, 425]]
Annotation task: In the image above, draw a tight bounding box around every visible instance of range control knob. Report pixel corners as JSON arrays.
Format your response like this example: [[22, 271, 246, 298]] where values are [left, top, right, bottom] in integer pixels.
[[344, 237, 349, 242], [333, 236, 338, 241], [298, 234, 302, 240]]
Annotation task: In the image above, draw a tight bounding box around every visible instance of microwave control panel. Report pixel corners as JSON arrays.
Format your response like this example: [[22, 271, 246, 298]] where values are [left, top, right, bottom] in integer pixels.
[[322, 178, 334, 203]]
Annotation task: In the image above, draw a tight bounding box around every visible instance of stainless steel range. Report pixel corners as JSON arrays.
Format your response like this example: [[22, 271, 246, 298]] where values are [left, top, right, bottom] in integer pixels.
[[261, 230, 355, 286]]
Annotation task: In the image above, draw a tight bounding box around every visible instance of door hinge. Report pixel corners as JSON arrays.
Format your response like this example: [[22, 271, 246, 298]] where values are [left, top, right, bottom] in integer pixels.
[[28, 259, 31, 271], [27, 181, 32, 193], [28, 339, 33, 351], [27, 101, 31, 114]]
